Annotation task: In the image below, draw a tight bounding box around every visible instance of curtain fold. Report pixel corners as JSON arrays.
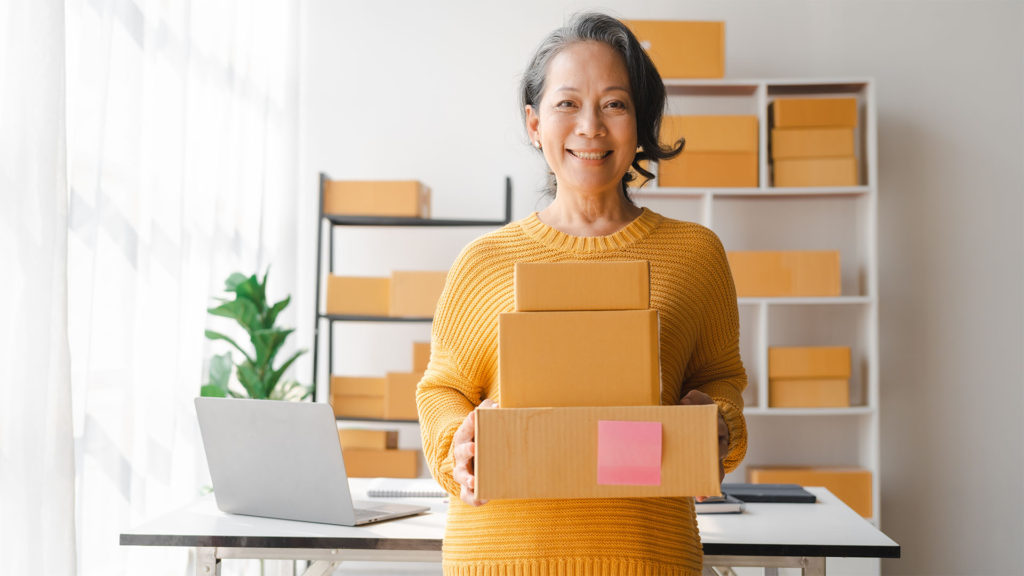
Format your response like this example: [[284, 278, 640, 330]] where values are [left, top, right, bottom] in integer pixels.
[[0, 1, 78, 574]]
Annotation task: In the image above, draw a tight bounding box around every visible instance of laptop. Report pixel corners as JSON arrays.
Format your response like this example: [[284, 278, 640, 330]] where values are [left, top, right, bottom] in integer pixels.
[[194, 396, 430, 526]]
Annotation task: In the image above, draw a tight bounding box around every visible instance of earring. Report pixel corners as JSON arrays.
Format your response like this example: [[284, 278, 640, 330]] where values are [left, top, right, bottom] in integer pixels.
[[636, 145, 643, 153], [533, 140, 542, 150]]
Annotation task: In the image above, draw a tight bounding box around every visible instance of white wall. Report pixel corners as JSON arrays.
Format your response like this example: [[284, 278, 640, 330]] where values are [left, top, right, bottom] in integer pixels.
[[297, 1, 1024, 573]]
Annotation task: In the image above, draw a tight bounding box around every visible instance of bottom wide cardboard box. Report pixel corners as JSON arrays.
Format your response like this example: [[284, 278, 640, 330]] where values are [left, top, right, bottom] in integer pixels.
[[475, 405, 719, 500], [748, 466, 872, 517]]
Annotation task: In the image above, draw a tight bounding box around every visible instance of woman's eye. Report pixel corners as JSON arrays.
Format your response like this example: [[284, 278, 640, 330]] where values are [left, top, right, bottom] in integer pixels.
[[606, 100, 627, 110], [556, 100, 576, 108]]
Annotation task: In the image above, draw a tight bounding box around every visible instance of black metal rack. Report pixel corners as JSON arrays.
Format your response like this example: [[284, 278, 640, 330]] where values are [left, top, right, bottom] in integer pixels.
[[311, 172, 513, 406]]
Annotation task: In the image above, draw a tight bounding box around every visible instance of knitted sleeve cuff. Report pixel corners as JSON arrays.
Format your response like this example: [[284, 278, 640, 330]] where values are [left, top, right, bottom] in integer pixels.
[[714, 397, 748, 473]]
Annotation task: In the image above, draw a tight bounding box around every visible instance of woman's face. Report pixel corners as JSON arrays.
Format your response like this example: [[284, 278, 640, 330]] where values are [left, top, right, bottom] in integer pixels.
[[526, 41, 638, 201]]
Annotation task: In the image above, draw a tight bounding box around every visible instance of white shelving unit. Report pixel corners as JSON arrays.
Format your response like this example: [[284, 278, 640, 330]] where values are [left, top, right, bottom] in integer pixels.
[[633, 78, 881, 527]]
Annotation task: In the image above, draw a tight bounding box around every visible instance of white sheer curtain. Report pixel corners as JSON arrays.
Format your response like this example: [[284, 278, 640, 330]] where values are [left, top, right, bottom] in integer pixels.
[[64, 0, 300, 574], [0, 1, 77, 574]]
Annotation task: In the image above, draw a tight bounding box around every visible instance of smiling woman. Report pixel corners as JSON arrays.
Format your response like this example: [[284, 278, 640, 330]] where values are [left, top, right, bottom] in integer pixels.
[[416, 12, 747, 576]]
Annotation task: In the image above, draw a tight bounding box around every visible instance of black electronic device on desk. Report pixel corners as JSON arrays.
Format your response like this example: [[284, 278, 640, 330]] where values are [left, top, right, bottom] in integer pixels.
[[722, 483, 817, 503]]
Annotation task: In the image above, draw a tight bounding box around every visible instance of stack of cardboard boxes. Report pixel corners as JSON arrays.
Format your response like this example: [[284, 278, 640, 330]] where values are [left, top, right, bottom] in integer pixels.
[[768, 346, 851, 408], [658, 115, 759, 188], [326, 270, 447, 318], [771, 98, 859, 187], [476, 261, 719, 500]]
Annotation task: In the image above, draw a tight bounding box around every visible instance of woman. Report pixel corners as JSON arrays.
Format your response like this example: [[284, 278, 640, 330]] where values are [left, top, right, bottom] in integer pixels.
[[416, 12, 747, 576]]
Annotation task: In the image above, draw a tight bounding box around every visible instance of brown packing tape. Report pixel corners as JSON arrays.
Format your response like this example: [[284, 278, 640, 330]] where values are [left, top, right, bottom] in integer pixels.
[[476, 405, 720, 499], [624, 20, 725, 79], [513, 260, 650, 312], [323, 180, 431, 218], [498, 310, 661, 408]]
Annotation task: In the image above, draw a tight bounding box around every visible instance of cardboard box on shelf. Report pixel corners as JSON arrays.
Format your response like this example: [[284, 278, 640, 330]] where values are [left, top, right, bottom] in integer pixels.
[[326, 276, 390, 316], [514, 261, 650, 312], [768, 378, 850, 408], [342, 448, 419, 478], [771, 127, 855, 159], [330, 376, 387, 397], [390, 271, 447, 318], [774, 157, 858, 187], [658, 152, 758, 188], [476, 404, 719, 499], [726, 251, 841, 297], [337, 428, 398, 450], [330, 394, 385, 419], [771, 98, 858, 128], [768, 346, 851, 379], [412, 341, 431, 373], [662, 115, 758, 153], [748, 467, 872, 517], [323, 180, 431, 218], [498, 309, 660, 408], [624, 20, 725, 78], [384, 372, 421, 421]]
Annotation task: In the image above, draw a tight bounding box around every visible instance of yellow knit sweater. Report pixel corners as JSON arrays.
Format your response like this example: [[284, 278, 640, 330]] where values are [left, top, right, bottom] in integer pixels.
[[416, 208, 747, 576]]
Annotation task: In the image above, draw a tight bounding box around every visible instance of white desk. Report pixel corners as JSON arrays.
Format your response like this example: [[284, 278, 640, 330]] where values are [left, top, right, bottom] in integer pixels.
[[120, 486, 899, 576]]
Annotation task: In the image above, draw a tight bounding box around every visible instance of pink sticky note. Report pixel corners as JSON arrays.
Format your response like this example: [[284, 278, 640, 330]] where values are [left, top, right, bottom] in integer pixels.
[[597, 420, 662, 486]]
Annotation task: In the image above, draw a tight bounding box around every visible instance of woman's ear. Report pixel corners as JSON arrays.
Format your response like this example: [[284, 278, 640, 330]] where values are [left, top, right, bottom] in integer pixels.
[[525, 105, 540, 146]]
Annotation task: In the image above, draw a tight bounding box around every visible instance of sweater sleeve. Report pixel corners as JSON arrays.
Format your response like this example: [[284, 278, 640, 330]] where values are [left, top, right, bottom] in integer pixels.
[[683, 228, 748, 473]]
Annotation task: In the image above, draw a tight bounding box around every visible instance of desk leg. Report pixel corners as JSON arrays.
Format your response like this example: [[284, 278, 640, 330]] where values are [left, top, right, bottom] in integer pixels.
[[196, 547, 220, 576], [803, 557, 825, 576], [704, 556, 826, 576]]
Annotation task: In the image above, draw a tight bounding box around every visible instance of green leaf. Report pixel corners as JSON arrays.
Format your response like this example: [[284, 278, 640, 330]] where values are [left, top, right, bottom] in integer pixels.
[[252, 328, 291, 371], [266, 295, 290, 329], [208, 299, 261, 335], [204, 330, 254, 365], [236, 361, 264, 399], [200, 384, 227, 398], [268, 349, 306, 394], [231, 273, 266, 312], [224, 272, 248, 292], [208, 352, 233, 388], [270, 380, 311, 401]]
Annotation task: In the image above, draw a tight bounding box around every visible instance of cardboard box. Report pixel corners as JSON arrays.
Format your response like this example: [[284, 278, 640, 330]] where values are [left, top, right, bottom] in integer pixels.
[[342, 448, 419, 478], [390, 271, 447, 318], [498, 310, 660, 408], [385, 372, 421, 421], [624, 20, 725, 78], [726, 251, 841, 297], [326, 276, 390, 316], [330, 376, 387, 397], [662, 115, 758, 153], [771, 98, 858, 128], [323, 180, 431, 218], [514, 261, 650, 312], [330, 394, 385, 419], [476, 405, 719, 499], [771, 127, 855, 159], [658, 152, 758, 188], [748, 467, 872, 517], [338, 428, 398, 450], [768, 346, 851, 379], [768, 378, 850, 408], [412, 341, 431, 372], [774, 157, 858, 187]]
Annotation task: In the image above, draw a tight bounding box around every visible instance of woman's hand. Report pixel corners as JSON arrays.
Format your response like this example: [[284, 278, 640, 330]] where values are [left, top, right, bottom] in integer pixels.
[[452, 399, 497, 506], [679, 389, 729, 502]]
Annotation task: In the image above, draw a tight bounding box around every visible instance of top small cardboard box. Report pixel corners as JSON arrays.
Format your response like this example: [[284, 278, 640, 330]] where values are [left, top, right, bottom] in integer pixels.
[[323, 180, 431, 218], [514, 261, 650, 311], [625, 20, 725, 79]]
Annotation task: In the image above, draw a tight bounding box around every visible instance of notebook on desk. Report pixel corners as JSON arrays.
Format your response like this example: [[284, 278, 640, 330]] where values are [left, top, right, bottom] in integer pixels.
[[194, 397, 429, 526]]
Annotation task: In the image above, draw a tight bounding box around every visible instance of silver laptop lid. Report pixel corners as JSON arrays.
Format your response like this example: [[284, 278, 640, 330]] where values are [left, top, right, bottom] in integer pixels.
[[195, 397, 357, 525]]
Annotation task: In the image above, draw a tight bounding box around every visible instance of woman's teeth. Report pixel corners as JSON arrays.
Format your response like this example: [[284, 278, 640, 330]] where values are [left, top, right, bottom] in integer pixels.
[[569, 150, 610, 160]]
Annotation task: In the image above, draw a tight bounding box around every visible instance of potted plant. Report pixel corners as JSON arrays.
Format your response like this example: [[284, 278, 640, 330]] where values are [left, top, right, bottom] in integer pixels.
[[200, 270, 309, 401]]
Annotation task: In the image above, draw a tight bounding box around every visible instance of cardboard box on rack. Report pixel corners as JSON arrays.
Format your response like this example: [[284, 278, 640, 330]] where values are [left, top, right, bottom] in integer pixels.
[[726, 251, 841, 297], [658, 152, 758, 188], [769, 346, 851, 379], [771, 127, 855, 159], [342, 448, 419, 478], [624, 20, 725, 78], [338, 428, 398, 450], [412, 341, 431, 372], [323, 180, 431, 218], [662, 115, 758, 154], [774, 157, 858, 187], [475, 404, 719, 499], [514, 261, 650, 312], [771, 98, 858, 128], [748, 467, 872, 517], [330, 394, 385, 419], [768, 379, 850, 408], [326, 276, 390, 316], [498, 309, 661, 408], [330, 376, 387, 397], [384, 372, 421, 421], [390, 271, 447, 318]]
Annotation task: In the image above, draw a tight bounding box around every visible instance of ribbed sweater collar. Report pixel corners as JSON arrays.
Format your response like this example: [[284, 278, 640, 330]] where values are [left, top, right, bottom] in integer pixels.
[[519, 207, 662, 254]]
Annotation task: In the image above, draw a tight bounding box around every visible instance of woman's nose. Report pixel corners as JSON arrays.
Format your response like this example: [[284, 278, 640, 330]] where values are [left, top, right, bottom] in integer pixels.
[[575, 105, 607, 138]]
